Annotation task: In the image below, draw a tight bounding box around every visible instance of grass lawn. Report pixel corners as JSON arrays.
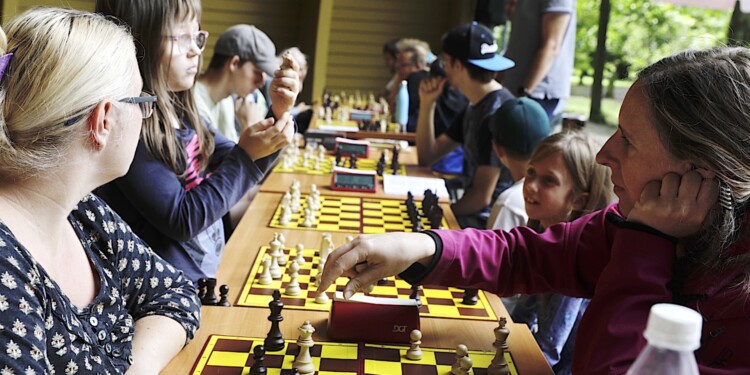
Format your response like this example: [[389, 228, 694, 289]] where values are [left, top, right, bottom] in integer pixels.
[[565, 94, 622, 126]]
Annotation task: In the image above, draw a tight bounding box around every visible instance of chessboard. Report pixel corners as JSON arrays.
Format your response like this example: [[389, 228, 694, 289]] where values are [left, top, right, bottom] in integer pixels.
[[269, 195, 447, 234], [237, 245, 498, 321], [273, 155, 407, 176], [191, 335, 518, 375]]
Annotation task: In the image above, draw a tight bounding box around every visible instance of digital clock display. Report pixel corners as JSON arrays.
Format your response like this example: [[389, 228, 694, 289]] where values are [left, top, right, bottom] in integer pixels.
[[334, 173, 376, 189], [338, 142, 368, 156]]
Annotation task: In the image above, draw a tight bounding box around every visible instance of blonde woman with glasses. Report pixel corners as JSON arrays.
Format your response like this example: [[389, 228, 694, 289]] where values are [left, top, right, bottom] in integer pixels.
[[95, 0, 300, 283], [0, 7, 200, 374]]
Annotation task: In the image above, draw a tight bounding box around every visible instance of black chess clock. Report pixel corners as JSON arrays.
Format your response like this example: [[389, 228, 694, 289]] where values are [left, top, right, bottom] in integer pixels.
[[334, 137, 370, 158], [330, 166, 377, 193]]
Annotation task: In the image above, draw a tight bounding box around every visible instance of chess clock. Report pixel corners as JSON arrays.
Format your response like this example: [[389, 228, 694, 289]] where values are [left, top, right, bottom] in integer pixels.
[[331, 166, 377, 193], [334, 137, 370, 158]]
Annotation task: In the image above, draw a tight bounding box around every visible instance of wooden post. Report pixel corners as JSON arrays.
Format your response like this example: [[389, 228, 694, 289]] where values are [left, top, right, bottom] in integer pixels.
[[311, 0, 334, 103]]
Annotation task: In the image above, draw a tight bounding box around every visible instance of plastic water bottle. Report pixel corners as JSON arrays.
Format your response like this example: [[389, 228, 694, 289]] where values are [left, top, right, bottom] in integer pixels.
[[394, 80, 409, 132], [625, 303, 701, 375]]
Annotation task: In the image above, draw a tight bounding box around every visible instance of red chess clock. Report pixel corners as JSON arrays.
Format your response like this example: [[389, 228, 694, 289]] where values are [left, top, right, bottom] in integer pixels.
[[331, 167, 377, 193], [334, 137, 370, 158]]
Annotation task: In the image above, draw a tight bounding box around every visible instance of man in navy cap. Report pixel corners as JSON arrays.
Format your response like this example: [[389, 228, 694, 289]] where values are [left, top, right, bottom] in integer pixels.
[[416, 22, 516, 228]]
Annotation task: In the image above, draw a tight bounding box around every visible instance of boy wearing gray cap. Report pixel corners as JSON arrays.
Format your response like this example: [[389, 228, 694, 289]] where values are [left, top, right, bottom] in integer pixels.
[[486, 98, 552, 230], [195, 24, 280, 142]]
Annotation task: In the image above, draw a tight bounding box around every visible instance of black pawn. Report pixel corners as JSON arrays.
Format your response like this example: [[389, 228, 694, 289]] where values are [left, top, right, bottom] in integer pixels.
[[462, 288, 479, 306], [264, 290, 285, 352], [379, 152, 386, 165], [197, 278, 207, 301], [202, 278, 218, 305], [289, 368, 300, 375], [249, 345, 267, 375], [350, 154, 358, 169], [376, 161, 385, 177], [218, 284, 231, 307], [377, 278, 388, 286], [335, 148, 342, 166]]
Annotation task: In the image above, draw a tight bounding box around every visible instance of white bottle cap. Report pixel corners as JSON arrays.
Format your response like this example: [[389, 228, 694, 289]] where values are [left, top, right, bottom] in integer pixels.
[[643, 303, 702, 351]]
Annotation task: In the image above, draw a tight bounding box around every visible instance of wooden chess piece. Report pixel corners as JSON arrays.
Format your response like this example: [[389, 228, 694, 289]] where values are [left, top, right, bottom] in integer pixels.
[[406, 329, 423, 360], [462, 288, 479, 305], [258, 257, 273, 285], [249, 345, 267, 375], [410, 284, 422, 307], [294, 243, 306, 265], [499, 317, 510, 351], [197, 278, 207, 300], [457, 356, 473, 375], [451, 344, 469, 375], [293, 321, 316, 375], [202, 278, 218, 305], [487, 317, 511, 375], [283, 260, 301, 296], [314, 291, 330, 304], [218, 284, 231, 307], [264, 290, 285, 352]]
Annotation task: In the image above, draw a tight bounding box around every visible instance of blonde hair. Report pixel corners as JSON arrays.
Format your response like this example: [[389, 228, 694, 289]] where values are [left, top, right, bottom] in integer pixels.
[[96, 0, 213, 176], [0, 7, 135, 181], [396, 38, 430, 67], [530, 131, 613, 223]]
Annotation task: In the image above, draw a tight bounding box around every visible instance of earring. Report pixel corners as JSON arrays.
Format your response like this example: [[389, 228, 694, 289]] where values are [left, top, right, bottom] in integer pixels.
[[718, 179, 733, 212]]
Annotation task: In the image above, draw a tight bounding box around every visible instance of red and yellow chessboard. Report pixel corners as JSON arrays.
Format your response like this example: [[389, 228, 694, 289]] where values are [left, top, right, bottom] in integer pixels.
[[237, 246, 497, 321], [273, 155, 406, 176], [269, 195, 447, 234], [192, 335, 518, 375]]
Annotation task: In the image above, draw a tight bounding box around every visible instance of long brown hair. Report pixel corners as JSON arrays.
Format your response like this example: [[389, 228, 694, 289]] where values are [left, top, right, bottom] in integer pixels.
[[638, 47, 750, 292], [96, 0, 214, 175]]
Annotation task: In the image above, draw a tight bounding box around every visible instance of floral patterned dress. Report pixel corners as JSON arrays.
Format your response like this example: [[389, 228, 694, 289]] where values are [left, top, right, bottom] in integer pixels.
[[0, 194, 200, 374]]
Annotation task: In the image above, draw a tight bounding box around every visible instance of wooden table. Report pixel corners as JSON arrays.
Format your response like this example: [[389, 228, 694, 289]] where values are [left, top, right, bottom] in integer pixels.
[[162, 190, 552, 374]]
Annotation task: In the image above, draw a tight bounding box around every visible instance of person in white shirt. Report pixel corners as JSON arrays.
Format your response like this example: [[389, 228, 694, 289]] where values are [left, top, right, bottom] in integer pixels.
[[486, 97, 552, 230]]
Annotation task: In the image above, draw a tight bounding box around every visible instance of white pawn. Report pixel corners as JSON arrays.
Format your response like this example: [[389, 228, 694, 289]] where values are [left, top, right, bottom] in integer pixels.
[[314, 291, 330, 304], [317, 145, 326, 161], [302, 208, 314, 227], [291, 194, 301, 214], [281, 192, 291, 207], [312, 158, 320, 171], [293, 321, 316, 375], [271, 233, 286, 266], [257, 257, 273, 285], [457, 356, 473, 375], [284, 260, 301, 296], [279, 204, 291, 226], [294, 243, 306, 265], [306, 195, 316, 212], [269, 252, 282, 279], [406, 329, 423, 360], [314, 257, 325, 287], [451, 344, 469, 375]]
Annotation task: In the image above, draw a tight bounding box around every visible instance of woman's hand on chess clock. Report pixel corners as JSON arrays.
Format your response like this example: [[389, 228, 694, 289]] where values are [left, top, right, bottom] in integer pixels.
[[318, 232, 436, 300]]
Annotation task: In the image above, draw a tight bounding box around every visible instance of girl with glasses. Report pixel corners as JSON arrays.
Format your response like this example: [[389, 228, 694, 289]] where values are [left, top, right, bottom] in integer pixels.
[[0, 7, 199, 374], [95, 0, 299, 283]]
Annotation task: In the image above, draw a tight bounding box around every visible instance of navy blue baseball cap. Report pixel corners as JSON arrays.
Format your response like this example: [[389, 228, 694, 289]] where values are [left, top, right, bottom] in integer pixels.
[[442, 22, 514, 72]]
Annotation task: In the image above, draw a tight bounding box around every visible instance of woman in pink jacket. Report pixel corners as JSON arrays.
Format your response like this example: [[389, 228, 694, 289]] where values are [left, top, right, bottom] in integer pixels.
[[319, 47, 750, 374]]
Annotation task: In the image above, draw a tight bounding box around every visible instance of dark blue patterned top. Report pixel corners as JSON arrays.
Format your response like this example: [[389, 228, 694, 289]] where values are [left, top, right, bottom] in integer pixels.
[[0, 194, 200, 374]]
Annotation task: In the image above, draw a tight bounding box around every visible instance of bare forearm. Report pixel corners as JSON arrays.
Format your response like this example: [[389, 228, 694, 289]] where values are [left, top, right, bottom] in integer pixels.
[[451, 189, 491, 217], [416, 102, 438, 166], [524, 43, 559, 92], [126, 316, 187, 375]]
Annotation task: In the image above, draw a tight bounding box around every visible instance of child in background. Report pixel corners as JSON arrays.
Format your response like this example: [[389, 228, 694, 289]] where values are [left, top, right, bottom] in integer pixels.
[[486, 98, 552, 230], [95, 0, 299, 282], [513, 131, 613, 375]]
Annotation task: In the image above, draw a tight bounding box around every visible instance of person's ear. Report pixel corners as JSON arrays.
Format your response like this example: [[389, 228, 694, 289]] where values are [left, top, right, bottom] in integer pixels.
[[88, 100, 114, 151], [492, 141, 505, 160], [228, 55, 241, 72], [571, 192, 590, 211]]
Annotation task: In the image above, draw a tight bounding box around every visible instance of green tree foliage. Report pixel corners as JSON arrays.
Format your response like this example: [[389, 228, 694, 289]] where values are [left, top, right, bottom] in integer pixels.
[[576, 0, 730, 83]]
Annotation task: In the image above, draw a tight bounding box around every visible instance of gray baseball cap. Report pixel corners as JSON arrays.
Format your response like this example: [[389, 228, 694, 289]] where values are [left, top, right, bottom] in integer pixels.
[[214, 24, 279, 76]]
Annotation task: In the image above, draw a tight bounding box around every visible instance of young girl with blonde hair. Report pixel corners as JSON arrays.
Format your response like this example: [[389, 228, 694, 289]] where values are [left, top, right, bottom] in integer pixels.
[[96, 0, 299, 282], [0, 7, 199, 373], [514, 131, 612, 375]]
